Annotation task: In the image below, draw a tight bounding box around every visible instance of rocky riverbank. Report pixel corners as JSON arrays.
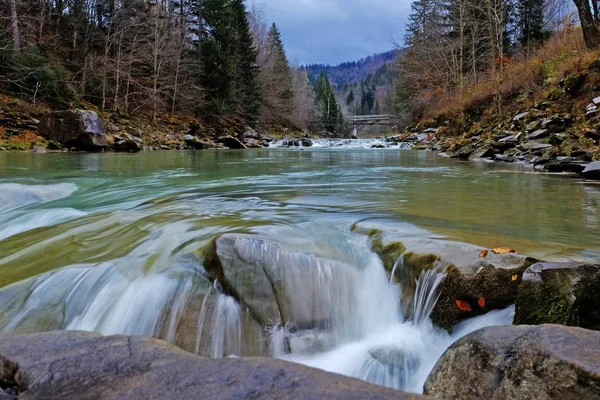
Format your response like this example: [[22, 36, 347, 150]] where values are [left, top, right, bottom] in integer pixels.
[[391, 61, 600, 180], [0, 96, 312, 152]]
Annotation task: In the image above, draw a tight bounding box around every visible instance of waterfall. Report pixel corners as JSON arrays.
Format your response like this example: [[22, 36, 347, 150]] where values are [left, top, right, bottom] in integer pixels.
[[412, 268, 446, 326], [195, 285, 214, 355], [389, 255, 404, 284], [210, 294, 242, 358], [0, 227, 514, 394]]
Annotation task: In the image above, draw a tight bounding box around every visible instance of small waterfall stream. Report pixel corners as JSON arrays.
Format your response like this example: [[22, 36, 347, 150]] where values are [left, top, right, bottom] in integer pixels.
[[0, 232, 515, 394], [0, 181, 517, 394]]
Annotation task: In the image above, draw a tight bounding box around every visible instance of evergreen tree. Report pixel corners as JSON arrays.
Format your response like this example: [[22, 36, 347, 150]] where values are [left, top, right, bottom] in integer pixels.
[[346, 90, 355, 106], [231, 0, 262, 127], [516, 0, 546, 49], [267, 23, 294, 120], [315, 72, 341, 132], [194, 0, 261, 126], [195, 0, 235, 115]]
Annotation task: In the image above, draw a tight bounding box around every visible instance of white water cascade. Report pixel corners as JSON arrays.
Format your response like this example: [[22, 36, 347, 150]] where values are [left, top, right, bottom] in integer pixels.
[[269, 138, 413, 149], [0, 225, 514, 394]]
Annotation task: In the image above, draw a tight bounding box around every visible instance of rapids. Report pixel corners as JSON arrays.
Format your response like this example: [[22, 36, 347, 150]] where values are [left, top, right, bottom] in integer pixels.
[[0, 149, 598, 393]]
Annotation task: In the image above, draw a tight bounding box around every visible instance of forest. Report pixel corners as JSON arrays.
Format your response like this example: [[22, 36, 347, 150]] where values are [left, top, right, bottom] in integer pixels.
[[395, 0, 593, 124], [0, 0, 344, 135]]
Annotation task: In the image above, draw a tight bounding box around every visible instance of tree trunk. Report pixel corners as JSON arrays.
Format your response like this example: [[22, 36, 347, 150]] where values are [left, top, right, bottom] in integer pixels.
[[9, 0, 21, 53], [573, 0, 600, 49]]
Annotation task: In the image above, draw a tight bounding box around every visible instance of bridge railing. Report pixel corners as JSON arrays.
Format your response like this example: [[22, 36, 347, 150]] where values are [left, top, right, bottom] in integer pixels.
[[349, 114, 396, 122]]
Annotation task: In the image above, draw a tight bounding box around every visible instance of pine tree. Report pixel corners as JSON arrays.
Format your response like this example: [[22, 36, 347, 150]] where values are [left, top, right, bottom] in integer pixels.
[[195, 0, 235, 115], [266, 23, 294, 121], [346, 90, 355, 106], [194, 0, 261, 126], [231, 0, 262, 127], [516, 0, 546, 50], [315, 72, 341, 133]]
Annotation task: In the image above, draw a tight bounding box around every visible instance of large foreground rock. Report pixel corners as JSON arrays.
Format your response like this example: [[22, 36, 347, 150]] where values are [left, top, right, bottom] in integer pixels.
[[514, 262, 600, 329], [0, 331, 425, 400], [38, 110, 108, 149], [424, 325, 600, 400]]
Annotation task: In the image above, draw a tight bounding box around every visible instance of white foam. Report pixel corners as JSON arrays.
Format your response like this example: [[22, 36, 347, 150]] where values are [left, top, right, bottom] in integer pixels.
[[0, 183, 78, 213]]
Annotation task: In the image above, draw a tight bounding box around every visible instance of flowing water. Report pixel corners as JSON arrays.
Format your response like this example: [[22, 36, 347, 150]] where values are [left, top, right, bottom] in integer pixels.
[[0, 147, 598, 393]]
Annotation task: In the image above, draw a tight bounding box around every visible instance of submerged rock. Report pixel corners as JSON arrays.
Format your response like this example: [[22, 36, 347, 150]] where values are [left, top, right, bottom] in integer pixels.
[[424, 325, 600, 400], [0, 331, 423, 400], [38, 110, 108, 150], [514, 262, 600, 329]]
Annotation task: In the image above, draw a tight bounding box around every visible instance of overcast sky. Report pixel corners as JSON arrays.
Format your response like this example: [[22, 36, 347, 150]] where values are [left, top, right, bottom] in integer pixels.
[[257, 0, 412, 66]]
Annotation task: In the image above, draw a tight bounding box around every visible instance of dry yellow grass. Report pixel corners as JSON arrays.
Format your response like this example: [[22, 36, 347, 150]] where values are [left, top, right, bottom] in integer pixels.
[[428, 28, 591, 120]]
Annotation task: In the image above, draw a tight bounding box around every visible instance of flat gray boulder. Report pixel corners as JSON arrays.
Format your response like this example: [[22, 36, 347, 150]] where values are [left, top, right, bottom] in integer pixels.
[[38, 110, 108, 149], [0, 331, 425, 399]]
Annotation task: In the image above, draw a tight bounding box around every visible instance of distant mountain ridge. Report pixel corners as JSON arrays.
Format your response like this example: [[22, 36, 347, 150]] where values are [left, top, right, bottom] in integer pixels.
[[304, 50, 400, 89]]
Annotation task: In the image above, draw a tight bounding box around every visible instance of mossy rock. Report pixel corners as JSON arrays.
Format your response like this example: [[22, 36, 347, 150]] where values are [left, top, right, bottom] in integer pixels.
[[514, 281, 570, 325], [431, 261, 534, 331], [514, 262, 600, 330]]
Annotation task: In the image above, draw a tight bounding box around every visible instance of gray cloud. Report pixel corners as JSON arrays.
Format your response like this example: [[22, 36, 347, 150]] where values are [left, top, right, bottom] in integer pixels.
[[258, 0, 412, 65]]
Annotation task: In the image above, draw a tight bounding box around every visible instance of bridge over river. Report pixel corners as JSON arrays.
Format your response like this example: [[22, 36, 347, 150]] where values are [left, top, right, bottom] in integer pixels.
[[349, 115, 400, 137]]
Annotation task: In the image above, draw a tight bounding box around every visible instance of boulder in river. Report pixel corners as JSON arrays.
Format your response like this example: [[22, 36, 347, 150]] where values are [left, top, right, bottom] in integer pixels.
[[219, 136, 247, 149], [38, 110, 108, 150], [359, 229, 537, 330], [113, 133, 142, 152], [183, 134, 212, 149], [582, 161, 600, 180], [514, 262, 600, 329], [543, 158, 589, 173], [0, 331, 423, 400], [468, 145, 496, 161], [424, 325, 600, 400], [203, 234, 356, 329]]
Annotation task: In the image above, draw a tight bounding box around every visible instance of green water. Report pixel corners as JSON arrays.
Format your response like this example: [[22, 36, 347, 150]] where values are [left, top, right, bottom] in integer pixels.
[[0, 149, 598, 287]]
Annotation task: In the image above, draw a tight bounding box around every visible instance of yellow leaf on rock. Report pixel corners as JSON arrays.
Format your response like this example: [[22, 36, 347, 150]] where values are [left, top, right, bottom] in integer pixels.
[[492, 247, 516, 254], [512, 275, 518, 281]]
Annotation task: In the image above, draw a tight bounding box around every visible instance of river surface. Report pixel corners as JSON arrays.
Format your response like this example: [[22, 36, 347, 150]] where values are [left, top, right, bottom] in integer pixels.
[[0, 147, 598, 393]]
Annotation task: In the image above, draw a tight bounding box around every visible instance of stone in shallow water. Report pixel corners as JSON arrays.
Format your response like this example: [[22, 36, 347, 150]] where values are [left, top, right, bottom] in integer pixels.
[[0, 331, 425, 399], [424, 325, 600, 400]]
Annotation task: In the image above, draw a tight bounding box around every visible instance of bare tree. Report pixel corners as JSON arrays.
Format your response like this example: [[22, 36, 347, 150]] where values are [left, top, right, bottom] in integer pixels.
[[9, 0, 20, 53], [573, 0, 600, 48]]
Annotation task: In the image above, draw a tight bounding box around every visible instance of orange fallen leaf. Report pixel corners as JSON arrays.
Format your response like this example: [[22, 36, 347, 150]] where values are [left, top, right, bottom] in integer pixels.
[[478, 297, 486, 308], [492, 247, 516, 254], [512, 275, 518, 281], [479, 250, 489, 258], [456, 300, 472, 312]]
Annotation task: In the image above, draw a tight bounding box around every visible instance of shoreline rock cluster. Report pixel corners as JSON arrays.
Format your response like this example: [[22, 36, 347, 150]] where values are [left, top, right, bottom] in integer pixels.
[[396, 99, 600, 180], [34, 110, 302, 152]]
